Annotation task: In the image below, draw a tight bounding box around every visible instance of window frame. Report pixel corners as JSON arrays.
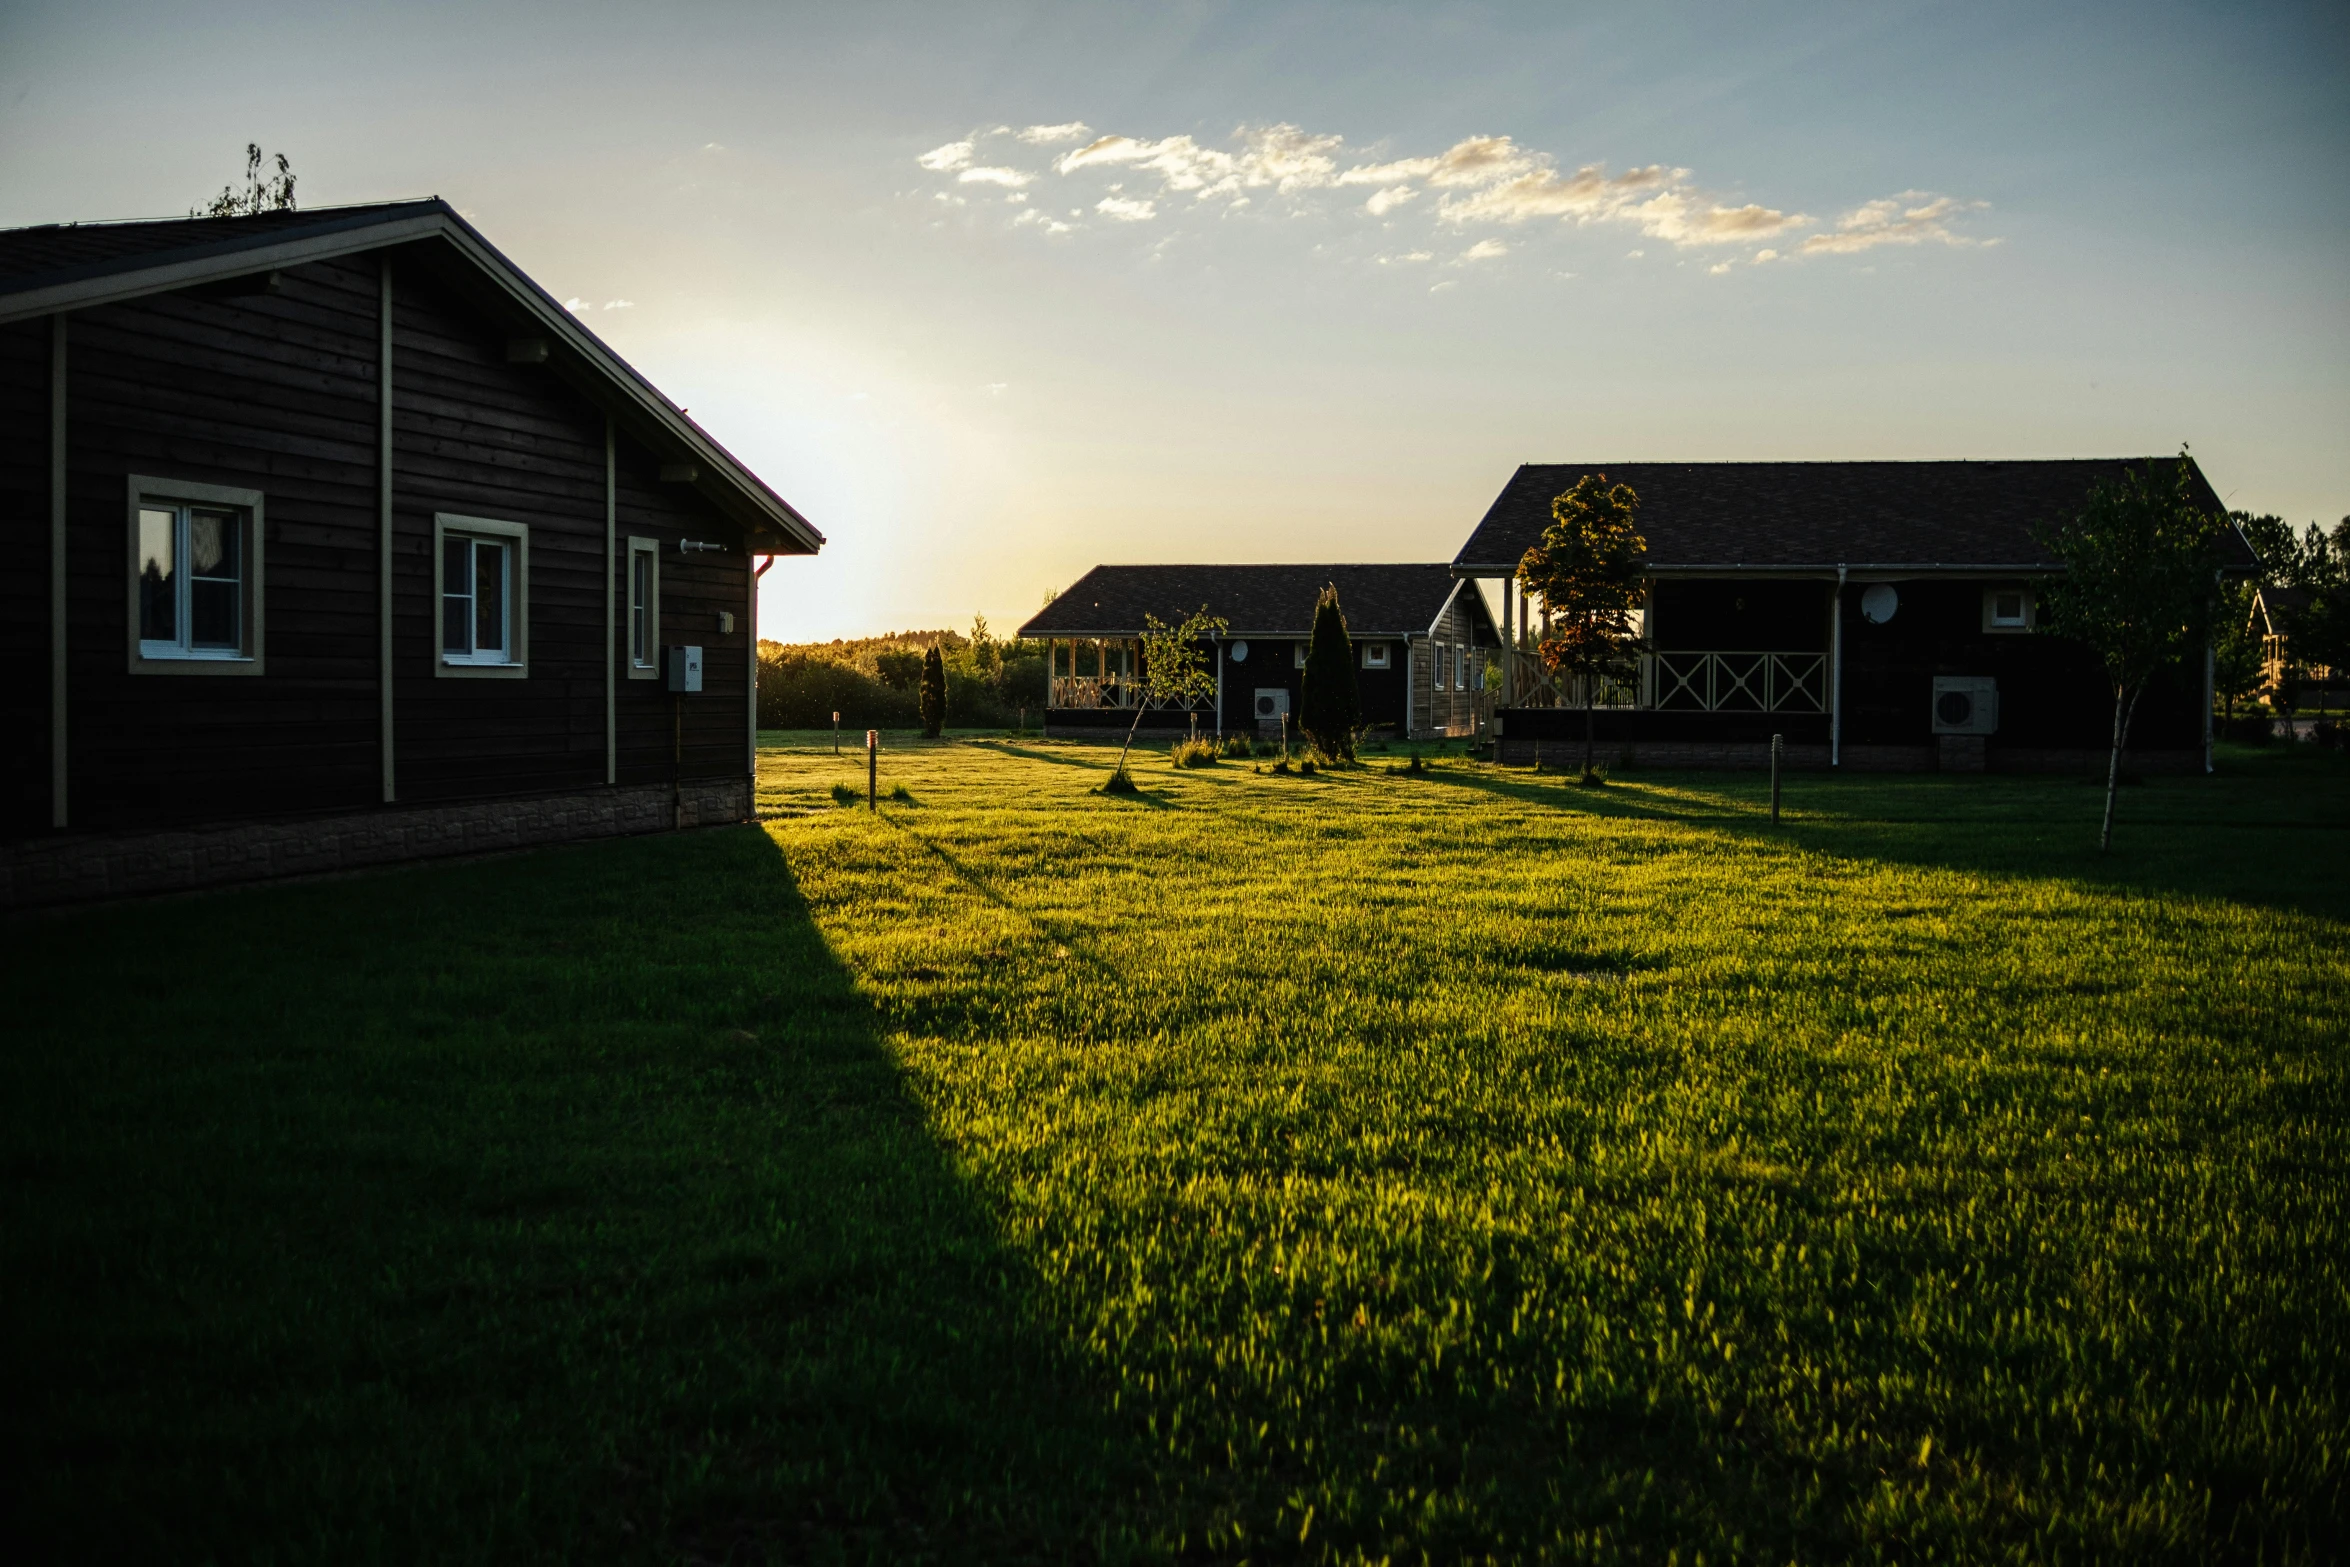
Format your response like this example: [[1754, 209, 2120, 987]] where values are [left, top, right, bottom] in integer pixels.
[[1362, 642, 1391, 670], [625, 535, 661, 679], [433, 512, 530, 679], [1982, 586, 2035, 634], [1292, 641, 1308, 670], [125, 475, 266, 676], [1433, 639, 1450, 691]]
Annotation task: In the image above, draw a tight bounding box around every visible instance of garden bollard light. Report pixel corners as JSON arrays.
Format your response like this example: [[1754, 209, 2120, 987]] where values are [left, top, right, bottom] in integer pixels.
[[832, 711, 840, 754], [866, 730, 877, 811], [1771, 732, 1783, 825]]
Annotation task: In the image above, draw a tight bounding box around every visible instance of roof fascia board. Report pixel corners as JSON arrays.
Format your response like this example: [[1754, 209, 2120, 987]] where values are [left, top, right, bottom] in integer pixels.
[[425, 219, 822, 554], [0, 212, 449, 325], [1, 206, 822, 555], [1460, 560, 2070, 577], [1423, 575, 1469, 638]]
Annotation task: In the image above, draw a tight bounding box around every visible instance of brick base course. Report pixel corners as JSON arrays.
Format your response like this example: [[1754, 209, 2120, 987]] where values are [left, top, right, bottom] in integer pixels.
[[2, 777, 752, 911]]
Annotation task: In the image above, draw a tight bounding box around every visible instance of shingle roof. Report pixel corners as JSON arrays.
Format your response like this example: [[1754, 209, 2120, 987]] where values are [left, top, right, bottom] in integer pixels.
[[1019, 564, 1475, 639], [1453, 460, 2255, 574], [0, 201, 821, 554], [0, 203, 444, 297]]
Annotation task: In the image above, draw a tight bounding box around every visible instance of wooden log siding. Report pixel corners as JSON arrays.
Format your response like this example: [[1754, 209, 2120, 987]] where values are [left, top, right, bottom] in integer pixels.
[[63, 259, 384, 829], [4, 250, 756, 839], [0, 319, 48, 835]]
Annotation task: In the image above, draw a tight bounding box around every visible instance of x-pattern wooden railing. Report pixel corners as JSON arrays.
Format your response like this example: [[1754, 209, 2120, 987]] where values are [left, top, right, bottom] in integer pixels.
[[1652, 652, 1825, 713]]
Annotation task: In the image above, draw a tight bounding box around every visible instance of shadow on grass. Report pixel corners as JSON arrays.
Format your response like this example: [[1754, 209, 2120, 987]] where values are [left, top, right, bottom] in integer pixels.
[[1425, 753, 2350, 923], [0, 828, 1164, 1561]]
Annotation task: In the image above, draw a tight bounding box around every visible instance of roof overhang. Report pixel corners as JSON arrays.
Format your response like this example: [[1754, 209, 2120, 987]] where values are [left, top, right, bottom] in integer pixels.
[[0, 202, 821, 555]]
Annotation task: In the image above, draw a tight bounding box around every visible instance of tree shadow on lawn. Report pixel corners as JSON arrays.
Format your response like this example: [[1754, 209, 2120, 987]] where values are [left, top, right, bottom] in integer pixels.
[[0, 828, 1169, 1562], [1420, 760, 2350, 924]]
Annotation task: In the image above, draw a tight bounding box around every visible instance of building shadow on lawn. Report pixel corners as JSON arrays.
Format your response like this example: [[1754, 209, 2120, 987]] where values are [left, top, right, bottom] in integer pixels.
[[0, 827, 1170, 1562], [1421, 762, 2350, 924]]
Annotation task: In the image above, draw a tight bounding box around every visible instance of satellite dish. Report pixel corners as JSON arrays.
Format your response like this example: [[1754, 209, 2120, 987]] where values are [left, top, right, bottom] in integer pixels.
[[1860, 584, 1899, 625], [1229, 640, 1250, 662]]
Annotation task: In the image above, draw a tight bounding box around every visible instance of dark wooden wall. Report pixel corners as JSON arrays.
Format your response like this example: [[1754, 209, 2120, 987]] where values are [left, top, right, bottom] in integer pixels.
[[7, 245, 759, 842], [0, 320, 50, 836]]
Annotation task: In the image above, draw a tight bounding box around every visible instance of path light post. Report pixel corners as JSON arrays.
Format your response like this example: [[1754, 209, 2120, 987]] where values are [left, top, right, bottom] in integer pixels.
[[832, 711, 840, 754], [1771, 732, 1783, 825], [866, 729, 877, 812]]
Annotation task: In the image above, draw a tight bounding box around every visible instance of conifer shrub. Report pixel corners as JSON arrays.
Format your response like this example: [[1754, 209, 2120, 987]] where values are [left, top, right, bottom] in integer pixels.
[[918, 645, 946, 738], [1298, 585, 1360, 762]]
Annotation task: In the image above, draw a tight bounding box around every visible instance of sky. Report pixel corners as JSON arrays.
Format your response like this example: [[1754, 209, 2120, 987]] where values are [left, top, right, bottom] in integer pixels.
[[3, 0, 2345, 642]]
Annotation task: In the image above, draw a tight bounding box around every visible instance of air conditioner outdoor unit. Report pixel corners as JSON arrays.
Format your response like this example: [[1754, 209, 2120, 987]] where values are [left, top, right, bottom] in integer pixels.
[[1932, 675, 1997, 736]]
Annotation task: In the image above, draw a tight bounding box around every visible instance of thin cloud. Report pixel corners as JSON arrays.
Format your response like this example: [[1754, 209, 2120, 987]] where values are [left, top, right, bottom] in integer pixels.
[[1800, 192, 1988, 254], [602, 299, 634, 310], [912, 121, 1986, 266]]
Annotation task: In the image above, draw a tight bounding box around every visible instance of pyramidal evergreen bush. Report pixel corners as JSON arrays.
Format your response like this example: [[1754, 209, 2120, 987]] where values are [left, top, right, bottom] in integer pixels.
[[1298, 585, 1360, 762], [918, 644, 946, 737]]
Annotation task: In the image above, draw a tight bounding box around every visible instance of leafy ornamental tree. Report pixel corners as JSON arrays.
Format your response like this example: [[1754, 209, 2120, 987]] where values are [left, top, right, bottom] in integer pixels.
[[1298, 585, 1360, 761], [1516, 474, 1649, 778], [1106, 606, 1227, 792], [2033, 453, 2226, 851], [2209, 581, 2266, 722], [918, 644, 946, 737], [196, 145, 297, 217]]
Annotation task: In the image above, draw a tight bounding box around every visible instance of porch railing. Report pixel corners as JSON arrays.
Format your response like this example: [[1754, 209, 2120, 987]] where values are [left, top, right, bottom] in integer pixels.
[[1503, 649, 1826, 714], [1050, 675, 1212, 711]]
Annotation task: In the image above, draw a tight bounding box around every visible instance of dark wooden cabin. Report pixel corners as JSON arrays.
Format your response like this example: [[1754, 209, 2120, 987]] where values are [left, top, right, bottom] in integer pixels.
[[1, 200, 821, 907], [1019, 563, 1497, 740], [1452, 461, 2255, 772]]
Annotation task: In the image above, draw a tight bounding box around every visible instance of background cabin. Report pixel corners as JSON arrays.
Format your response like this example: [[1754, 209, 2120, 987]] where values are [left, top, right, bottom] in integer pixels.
[[1453, 460, 2254, 772], [1019, 563, 1497, 741], [0, 200, 821, 907]]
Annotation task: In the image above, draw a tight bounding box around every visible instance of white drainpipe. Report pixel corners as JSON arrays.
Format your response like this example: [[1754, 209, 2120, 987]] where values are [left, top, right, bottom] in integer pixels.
[[1831, 564, 1847, 768]]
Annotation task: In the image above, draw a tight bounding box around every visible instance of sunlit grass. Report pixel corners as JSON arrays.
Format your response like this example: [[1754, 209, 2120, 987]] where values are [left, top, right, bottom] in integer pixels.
[[3, 735, 2342, 1561]]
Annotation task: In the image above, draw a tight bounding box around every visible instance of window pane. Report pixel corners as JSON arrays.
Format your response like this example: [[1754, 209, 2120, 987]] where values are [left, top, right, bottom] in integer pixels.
[[191, 578, 239, 648], [189, 509, 237, 578], [138, 507, 176, 642], [442, 538, 471, 654], [475, 541, 505, 655], [631, 554, 651, 661]]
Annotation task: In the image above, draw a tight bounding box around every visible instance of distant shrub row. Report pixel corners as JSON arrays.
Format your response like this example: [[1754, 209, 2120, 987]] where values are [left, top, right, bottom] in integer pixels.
[[757, 622, 1048, 731]]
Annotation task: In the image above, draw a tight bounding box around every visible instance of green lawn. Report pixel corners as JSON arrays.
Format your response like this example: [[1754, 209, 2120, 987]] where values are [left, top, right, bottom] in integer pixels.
[[4, 738, 2345, 1563]]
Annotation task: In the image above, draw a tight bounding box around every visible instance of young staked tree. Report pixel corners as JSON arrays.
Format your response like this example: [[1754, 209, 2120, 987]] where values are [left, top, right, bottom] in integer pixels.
[[1516, 473, 1649, 777], [1297, 585, 1361, 761], [918, 644, 946, 737], [2033, 453, 2226, 851], [1107, 606, 1228, 791], [196, 145, 297, 217]]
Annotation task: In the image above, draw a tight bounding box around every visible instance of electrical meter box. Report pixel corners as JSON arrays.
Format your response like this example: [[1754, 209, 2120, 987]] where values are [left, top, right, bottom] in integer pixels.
[[665, 645, 703, 693]]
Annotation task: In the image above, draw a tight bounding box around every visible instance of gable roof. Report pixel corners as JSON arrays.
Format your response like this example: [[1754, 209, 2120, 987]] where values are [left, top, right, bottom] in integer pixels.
[[1018, 564, 1487, 640], [0, 200, 820, 555], [1453, 460, 2253, 576]]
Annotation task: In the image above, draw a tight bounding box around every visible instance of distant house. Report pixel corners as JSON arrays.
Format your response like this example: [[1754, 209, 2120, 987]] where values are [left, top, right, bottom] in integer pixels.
[[2249, 583, 2339, 696], [1453, 460, 2257, 772], [1018, 564, 1497, 740], [2, 200, 821, 908]]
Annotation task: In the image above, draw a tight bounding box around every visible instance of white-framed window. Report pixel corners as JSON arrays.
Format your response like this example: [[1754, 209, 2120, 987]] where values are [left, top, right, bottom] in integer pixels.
[[1363, 642, 1391, 670], [434, 513, 528, 677], [1433, 640, 1450, 690], [1293, 641, 1309, 669], [126, 475, 265, 675], [1456, 644, 1469, 689], [1983, 587, 2033, 632], [626, 535, 661, 679]]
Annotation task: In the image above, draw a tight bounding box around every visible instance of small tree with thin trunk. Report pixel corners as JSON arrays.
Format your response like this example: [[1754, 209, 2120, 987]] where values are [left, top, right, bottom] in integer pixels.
[[2032, 452, 2225, 851], [1516, 474, 1649, 778], [1298, 584, 1360, 762], [1106, 606, 1227, 792], [919, 644, 945, 737]]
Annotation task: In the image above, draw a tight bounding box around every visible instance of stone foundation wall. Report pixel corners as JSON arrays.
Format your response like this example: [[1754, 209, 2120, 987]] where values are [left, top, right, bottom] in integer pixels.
[[2, 777, 753, 911]]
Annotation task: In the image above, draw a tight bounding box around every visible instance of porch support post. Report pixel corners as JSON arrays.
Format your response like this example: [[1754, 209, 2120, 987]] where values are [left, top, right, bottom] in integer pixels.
[[604, 417, 616, 785], [1831, 565, 1847, 768], [380, 263, 397, 803], [49, 313, 66, 829], [2203, 638, 2215, 774], [1214, 634, 1224, 736]]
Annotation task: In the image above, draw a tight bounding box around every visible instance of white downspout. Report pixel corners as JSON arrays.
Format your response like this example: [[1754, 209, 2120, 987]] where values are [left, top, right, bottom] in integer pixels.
[[1831, 565, 1847, 768]]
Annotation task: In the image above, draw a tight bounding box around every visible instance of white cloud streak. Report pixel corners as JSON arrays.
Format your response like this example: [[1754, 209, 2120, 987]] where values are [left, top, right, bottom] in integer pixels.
[[914, 122, 1988, 264]]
